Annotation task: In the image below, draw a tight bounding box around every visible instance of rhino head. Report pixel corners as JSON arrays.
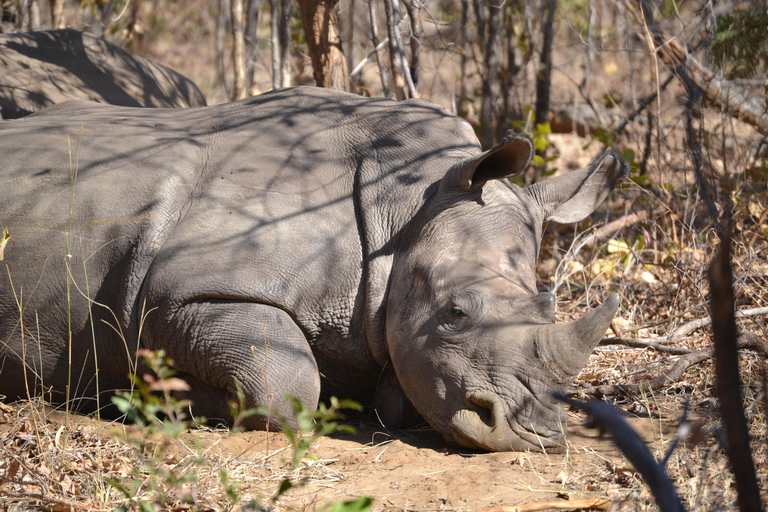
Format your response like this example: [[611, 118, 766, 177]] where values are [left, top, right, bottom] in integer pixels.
[[385, 133, 625, 452]]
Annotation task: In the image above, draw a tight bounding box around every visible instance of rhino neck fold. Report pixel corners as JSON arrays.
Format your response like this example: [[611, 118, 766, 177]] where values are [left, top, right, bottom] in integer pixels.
[[355, 153, 445, 368]]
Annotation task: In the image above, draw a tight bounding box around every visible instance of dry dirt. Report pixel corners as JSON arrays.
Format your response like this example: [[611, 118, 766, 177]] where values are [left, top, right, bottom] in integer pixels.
[[183, 410, 671, 511], [1, 398, 693, 512]]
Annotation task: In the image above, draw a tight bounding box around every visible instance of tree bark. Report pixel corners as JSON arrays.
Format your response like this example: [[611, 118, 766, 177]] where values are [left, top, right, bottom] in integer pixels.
[[480, 0, 501, 147], [245, 0, 261, 92], [367, 0, 391, 97], [269, 0, 282, 88], [51, 0, 65, 28], [279, 0, 293, 87], [217, 0, 232, 97], [457, 0, 468, 115], [345, 0, 355, 87], [401, 0, 421, 87], [231, 0, 249, 100], [534, 0, 556, 128], [298, 0, 348, 91], [383, 0, 407, 99]]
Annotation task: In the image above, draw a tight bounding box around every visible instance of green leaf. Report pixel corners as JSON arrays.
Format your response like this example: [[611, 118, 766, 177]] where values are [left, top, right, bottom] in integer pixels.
[[533, 155, 545, 167], [620, 148, 636, 164], [534, 122, 552, 135], [325, 497, 374, 512], [276, 478, 293, 497]]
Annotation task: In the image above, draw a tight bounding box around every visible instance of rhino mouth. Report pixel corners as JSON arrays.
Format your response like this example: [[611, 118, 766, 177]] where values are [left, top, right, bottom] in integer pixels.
[[448, 389, 567, 452]]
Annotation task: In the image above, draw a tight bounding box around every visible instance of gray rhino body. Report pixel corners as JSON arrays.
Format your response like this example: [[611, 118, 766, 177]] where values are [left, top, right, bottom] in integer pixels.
[[0, 29, 206, 119], [0, 87, 624, 452]]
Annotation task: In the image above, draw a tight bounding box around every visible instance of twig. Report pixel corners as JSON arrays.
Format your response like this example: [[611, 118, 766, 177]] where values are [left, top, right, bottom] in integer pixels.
[[598, 337, 694, 355], [349, 38, 389, 78], [618, 306, 768, 344], [553, 393, 686, 512], [581, 211, 652, 247], [577, 352, 709, 397], [0, 489, 97, 511], [477, 497, 614, 512]]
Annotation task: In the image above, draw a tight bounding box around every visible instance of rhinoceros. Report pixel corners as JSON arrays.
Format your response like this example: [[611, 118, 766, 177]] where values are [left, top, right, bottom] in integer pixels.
[[0, 29, 206, 119], [0, 87, 625, 452]]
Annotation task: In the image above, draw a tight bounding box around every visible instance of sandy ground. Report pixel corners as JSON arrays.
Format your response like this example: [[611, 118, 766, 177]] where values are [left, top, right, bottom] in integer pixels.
[[164, 408, 673, 511]]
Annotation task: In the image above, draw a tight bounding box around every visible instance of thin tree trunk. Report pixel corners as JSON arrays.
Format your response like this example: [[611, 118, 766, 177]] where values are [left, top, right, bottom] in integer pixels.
[[29, 0, 39, 30], [401, 0, 421, 87], [499, 1, 519, 138], [231, 0, 248, 100], [534, 0, 556, 148], [245, 0, 261, 92], [391, 0, 416, 97], [279, 0, 292, 87], [457, 0, 468, 115], [217, 0, 232, 97], [346, 0, 355, 88], [51, 0, 65, 28], [384, 0, 416, 98], [367, 0, 391, 97], [383, 0, 407, 99], [480, 0, 500, 146], [298, 0, 349, 91], [269, 0, 282, 88]]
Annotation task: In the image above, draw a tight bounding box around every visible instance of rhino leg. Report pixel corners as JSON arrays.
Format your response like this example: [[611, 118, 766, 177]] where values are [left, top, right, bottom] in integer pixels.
[[148, 301, 321, 429], [374, 367, 422, 430]]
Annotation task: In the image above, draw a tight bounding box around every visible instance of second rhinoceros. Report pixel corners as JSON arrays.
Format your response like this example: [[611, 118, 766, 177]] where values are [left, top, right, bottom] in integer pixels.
[[0, 87, 624, 452]]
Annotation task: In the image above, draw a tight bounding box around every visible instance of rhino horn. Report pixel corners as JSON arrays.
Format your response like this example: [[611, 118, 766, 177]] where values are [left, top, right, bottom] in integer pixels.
[[540, 293, 620, 380]]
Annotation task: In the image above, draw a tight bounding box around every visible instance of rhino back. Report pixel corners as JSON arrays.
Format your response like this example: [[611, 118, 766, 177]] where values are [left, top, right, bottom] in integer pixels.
[[0, 87, 481, 401], [0, 29, 206, 119]]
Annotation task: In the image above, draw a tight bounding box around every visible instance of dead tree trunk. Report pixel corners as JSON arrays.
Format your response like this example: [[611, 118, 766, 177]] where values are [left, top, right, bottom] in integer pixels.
[[383, 0, 417, 99], [279, 0, 293, 87], [245, 0, 261, 92], [298, 0, 349, 91], [51, 0, 65, 28], [401, 0, 421, 87], [534, 0, 556, 129], [367, 0, 391, 97], [345, 0, 356, 88], [231, 0, 249, 100], [480, 0, 501, 146], [457, 0, 468, 115], [269, 0, 282, 88], [217, 0, 232, 97]]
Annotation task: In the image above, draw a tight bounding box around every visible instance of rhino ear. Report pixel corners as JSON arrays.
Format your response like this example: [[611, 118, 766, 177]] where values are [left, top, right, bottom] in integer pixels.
[[524, 151, 628, 223], [442, 131, 533, 192]]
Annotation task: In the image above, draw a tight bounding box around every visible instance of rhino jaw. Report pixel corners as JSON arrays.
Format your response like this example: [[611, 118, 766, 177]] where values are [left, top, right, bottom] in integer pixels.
[[447, 294, 620, 452]]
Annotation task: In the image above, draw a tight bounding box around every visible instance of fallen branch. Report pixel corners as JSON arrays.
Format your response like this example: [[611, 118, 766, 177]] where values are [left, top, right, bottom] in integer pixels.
[[616, 306, 768, 345], [581, 211, 651, 247], [598, 337, 694, 355], [477, 497, 613, 512], [0, 489, 98, 511], [577, 351, 709, 397]]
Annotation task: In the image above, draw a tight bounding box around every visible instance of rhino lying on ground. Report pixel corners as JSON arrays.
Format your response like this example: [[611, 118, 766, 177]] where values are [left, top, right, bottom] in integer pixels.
[[0, 87, 625, 452], [0, 29, 206, 119]]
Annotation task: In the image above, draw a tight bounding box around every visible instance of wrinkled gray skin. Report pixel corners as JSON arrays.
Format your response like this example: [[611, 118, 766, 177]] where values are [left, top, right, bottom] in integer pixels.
[[0, 87, 625, 452], [0, 29, 206, 119]]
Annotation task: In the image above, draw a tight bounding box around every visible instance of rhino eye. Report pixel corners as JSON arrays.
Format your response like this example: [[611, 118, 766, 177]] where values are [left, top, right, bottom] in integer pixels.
[[438, 291, 482, 335], [450, 304, 466, 317]]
